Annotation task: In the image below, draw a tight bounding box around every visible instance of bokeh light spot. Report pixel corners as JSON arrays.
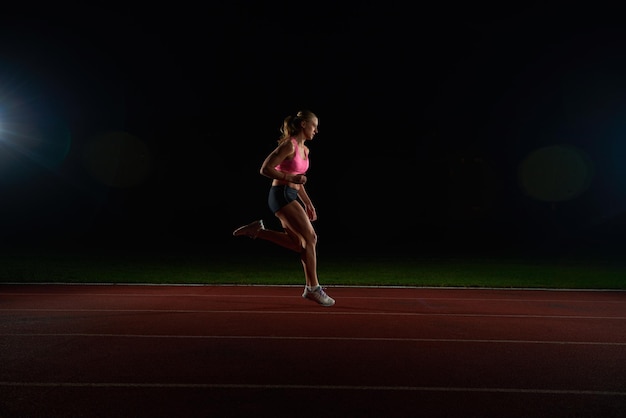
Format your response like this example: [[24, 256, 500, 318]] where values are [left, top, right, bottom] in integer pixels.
[[82, 131, 152, 188], [518, 145, 593, 202]]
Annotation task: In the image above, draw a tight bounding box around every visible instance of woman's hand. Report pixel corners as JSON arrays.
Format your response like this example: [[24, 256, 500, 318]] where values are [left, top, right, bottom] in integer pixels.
[[291, 174, 307, 184], [306, 204, 317, 221]]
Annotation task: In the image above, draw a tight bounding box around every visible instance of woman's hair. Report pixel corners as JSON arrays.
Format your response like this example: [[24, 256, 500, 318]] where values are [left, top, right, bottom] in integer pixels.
[[278, 110, 317, 143]]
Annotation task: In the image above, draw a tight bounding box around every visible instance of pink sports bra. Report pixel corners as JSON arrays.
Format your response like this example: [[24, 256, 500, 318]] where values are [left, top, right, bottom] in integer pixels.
[[275, 138, 309, 175]]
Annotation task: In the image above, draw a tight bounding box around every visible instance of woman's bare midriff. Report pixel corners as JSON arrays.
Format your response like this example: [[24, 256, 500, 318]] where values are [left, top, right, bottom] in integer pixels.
[[271, 179, 302, 190]]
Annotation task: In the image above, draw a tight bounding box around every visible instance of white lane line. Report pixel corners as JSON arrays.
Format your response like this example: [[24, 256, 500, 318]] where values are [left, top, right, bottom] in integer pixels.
[[0, 382, 624, 396], [2, 292, 625, 304], [2, 283, 625, 292], [2, 334, 625, 346], [1, 308, 625, 319]]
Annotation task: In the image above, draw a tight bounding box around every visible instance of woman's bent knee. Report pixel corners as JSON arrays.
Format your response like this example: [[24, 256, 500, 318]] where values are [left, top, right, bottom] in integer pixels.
[[303, 231, 317, 247]]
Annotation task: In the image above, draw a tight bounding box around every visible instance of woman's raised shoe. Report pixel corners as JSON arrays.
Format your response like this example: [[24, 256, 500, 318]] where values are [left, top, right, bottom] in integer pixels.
[[232, 220, 265, 239]]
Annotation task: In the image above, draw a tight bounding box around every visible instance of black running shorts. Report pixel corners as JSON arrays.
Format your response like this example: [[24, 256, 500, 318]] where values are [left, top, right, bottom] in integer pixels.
[[268, 185, 304, 213]]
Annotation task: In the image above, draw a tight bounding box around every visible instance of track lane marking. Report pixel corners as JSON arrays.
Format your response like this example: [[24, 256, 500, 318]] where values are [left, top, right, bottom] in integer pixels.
[[2, 333, 625, 345], [1, 308, 625, 319], [0, 382, 624, 396]]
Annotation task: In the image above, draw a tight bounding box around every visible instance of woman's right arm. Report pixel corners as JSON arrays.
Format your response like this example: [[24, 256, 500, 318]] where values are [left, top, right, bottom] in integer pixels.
[[260, 142, 293, 181]]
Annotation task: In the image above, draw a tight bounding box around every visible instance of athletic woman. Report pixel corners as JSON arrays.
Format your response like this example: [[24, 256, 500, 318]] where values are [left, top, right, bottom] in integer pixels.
[[233, 109, 334, 307]]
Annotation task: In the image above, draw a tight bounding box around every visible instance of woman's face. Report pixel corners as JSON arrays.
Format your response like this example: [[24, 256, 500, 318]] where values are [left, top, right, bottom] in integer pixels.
[[302, 117, 319, 140]]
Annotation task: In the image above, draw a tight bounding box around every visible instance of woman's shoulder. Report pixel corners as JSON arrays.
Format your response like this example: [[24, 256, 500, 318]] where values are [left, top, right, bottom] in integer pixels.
[[276, 138, 295, 154]]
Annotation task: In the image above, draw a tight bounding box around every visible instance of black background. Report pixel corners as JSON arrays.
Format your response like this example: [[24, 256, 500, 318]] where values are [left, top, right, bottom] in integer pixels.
[[1, 2, 626, 257]]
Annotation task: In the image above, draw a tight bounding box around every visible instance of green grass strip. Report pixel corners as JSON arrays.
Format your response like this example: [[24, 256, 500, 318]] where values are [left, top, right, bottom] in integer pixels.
[[1, 252, 624, 289]]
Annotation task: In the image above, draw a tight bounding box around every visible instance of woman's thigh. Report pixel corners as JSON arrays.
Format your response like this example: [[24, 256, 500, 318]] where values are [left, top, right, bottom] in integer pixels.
[[276, 201, 314, 239]]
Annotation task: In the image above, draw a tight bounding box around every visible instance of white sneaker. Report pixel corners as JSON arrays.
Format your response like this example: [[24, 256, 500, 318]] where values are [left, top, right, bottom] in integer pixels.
[[302, 286, 335, 307], [233, 220, 265, 239]]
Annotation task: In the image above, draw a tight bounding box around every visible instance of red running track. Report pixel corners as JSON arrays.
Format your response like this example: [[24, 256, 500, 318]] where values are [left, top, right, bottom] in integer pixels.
[[1, 284, 625, 418]]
